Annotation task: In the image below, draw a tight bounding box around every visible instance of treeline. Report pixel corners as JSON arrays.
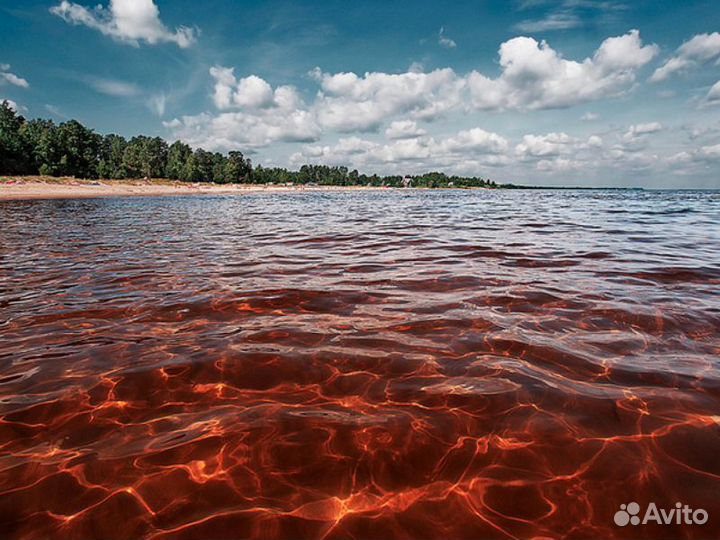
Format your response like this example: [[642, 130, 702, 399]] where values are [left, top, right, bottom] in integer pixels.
[[1, 101, 498, 188], [0, 101, 251, 183], [252, 165, 498, 188]]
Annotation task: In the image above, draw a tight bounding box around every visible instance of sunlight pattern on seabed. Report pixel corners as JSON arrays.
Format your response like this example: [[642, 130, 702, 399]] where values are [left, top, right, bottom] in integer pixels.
[[0, 189, 719, 539]]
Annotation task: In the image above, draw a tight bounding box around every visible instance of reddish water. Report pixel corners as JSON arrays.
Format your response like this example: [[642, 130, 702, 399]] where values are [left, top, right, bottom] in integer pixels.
[[1, 190, 719, 539]]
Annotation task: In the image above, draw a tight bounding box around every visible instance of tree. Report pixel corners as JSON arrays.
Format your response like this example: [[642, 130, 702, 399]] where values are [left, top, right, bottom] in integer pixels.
[[165, 141, 192, 179], [222, 151, 251, 183], [182, 148, 215, 182], [123, 136, 168, 178], [210, 152, 227, 183], [0, 101, 31, 174], [19, 118, 55, 174], [0, 103, 509, 188], [98, 134, 127, 179], [54, 120, 101, 178], [180, 148, 214, 182]]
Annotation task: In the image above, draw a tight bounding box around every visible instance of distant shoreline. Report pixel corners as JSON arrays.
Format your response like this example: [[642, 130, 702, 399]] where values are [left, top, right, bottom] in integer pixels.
[[0, 176, 653, 201], [0, 177, 406, 201]]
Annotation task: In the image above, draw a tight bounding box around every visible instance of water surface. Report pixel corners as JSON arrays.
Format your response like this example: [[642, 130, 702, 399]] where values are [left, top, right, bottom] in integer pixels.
[[1, 189, 719, 539]]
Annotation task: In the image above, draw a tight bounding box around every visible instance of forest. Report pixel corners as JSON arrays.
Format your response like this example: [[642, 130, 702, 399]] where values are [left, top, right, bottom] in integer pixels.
[[0, 101, 499, 188]]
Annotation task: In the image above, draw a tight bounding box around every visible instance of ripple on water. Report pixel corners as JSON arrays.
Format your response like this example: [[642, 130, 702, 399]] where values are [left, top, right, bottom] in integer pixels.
[[0, 189, 719, 539]]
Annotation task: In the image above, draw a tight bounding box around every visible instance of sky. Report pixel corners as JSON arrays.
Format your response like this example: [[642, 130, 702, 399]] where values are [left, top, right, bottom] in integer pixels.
[[1, 0, 719, 187]]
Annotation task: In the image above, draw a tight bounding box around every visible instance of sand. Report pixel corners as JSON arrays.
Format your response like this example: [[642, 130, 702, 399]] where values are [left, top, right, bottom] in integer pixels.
[[0, 177, 384, 201]]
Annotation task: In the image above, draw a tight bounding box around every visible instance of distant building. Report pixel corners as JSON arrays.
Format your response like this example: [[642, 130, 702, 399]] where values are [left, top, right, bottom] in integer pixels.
[[402, 177, 412, 188]]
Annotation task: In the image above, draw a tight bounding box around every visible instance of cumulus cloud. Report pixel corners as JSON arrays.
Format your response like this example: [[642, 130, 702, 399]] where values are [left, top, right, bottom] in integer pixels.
[[515, 132, 603, 170], [621, 122, 663, 142], [0, 64, 29, 88], [650, 32, 720, 82], [581, 112, 599, 121], [467, 30, 658, 110], [516, 132, 577, 157], [164, 109, 320, 151], [667, 143, 720, 167], [50, 0, 197, 48], [210, 67, 276, 109], [440, 128, 509, 154], [438, 27, 457, 49], [289, 127, 511, 174], [536, 157, 582, 172], [311, 67, 465, 132], [307, 30, 657, 130], [165, 69, 320, 150], [385, 120, 427, 139], [165, 31, 658, 158]]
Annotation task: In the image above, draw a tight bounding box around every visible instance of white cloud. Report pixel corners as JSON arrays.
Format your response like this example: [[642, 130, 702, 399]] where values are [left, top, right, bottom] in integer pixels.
[[467, 30, 658, 110], [88, 77, 141, 97], [588, 135, 603, 147], [513, 0, 627, 33], [581, 112, 599, 121], [516, 132, 577, 157], [209, 67, 276, 109], [312, 67, 465, 132], [621, 122, 663, 142], [438, 27, 457, 49], [160, 31, 678, 181], [512, 131, 607, 173], [650, 32, 720, 82], [515, 132, 602, 162], [441, 128, 509, 154], [536, 157, 582, 172], [290, 127, 511, 174], [50, 0, 197, 48], [165, 107, 320, 151], [385, 120, 426, 139], [704, 81, 720, 106], [165, 70, 320, 150], [668, 143, 720, 167], [147, 93, 166, 116], [1, 98, 20, 111], [0, 64, 29, 88], [513, 12, 582, 32], [45, 104, 68, 118], [629, 122, 663, 134], [307, 30, 657, 130]]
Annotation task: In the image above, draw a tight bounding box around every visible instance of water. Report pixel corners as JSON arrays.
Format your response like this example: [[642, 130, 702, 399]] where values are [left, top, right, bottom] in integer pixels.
[[1, 189, 719, 539]]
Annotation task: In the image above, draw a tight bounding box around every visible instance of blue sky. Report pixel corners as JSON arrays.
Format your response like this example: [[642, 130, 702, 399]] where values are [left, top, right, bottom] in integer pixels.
[[1, 0, 719, 187]]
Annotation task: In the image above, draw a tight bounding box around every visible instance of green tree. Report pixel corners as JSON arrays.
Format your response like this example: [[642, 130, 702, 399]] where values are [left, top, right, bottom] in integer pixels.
[[0, 101, 31, 174], [98, 134, 127, 179], [165, 141, 192, 179], [222, 151, 251, 183], [210, 152, 227, 183], [54, 120, 101, 177], [123, 136, 168, 178], [196, 149, 216, 182], [181, 148, 214, 182], [0, 102, 513, 188], [19, 119, 55, 174]]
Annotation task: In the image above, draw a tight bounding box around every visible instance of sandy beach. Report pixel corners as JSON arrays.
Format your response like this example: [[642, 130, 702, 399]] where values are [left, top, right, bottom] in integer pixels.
[[0, 177, 385, 201]]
